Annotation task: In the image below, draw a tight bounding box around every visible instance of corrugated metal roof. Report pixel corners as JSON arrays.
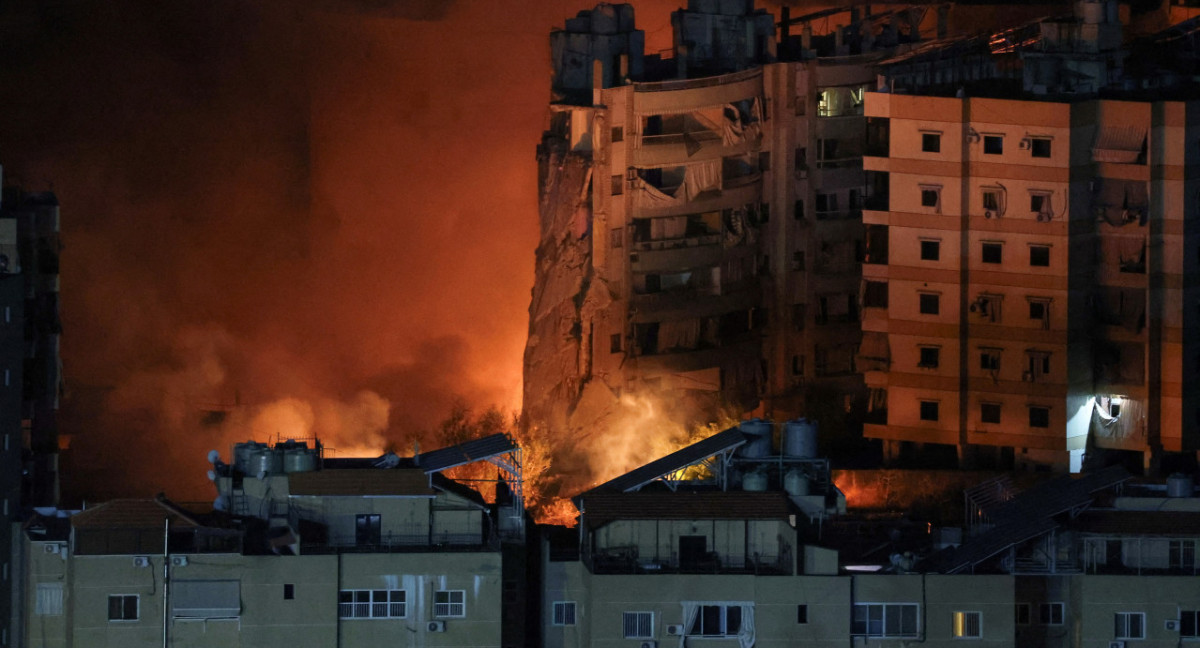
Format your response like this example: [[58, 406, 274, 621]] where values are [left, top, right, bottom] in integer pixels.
[[579, 491, 791, 529], [71, 499, 201, 530], [580, 427, 747, 496], [932, 517, 1060, 574], [417, 433, 518, 473], [287, 469, 434, 497]]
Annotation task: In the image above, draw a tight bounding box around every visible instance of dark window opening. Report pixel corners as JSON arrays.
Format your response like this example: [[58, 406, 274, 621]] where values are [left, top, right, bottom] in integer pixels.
[[919, 293, 940, 315], [920, 401, 939, 421], [918, 347, 940, 368], [1030, 245, 1050, 267], [981, 403, 1001, 424], [284, 584, 295, 600], [984, 135, 1003, 155], [1029, 407, 1050, 428], [982, 242, 1002, 264], [920, 240, 940, 261], [922, 133, 941, 153], [1031, 138, 1051, 158]]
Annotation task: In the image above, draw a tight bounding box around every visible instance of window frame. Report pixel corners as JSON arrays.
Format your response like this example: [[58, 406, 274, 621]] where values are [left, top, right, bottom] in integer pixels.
[[1015, 603, 1031, 626], [1115, 612, 1145, 640], [922, 132, 942, 153], [688, 603, 744, 638], [1181, 609, 1199, 637], [919, 292, 940, 316], [1030, 137, 1052, 158], [1169, 539, 1195, 570], [1029, 245, 1050, 267], [552, 601, 577, 626], [920, 239, 941, 261], [920, 185, 942, 211], [981, 402, 1002, 425], [338, 589, 407, 620], [35, 583, 64, 616], [918, 346, 940, 369], [852, 603, 921, 638], [108, 594, 140, 622], [983, 134, 1004, 155], [1039, 602, 1064, 626], [623, 611, 654, 639], [981, 241, 1003, 264], [953, 611, 983, 639], [798, 604, 809, 624], [919, 400, 939, 422], [434, 590, 466, 618], [1028, 406, 1050, 428]]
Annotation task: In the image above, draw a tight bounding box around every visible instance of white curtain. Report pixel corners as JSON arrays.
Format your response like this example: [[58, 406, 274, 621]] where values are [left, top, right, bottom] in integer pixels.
[[679, 602, 700, 648], [683, 158, 723, 201], [737, 603, 755, 648], [677, 602, 755, 648]]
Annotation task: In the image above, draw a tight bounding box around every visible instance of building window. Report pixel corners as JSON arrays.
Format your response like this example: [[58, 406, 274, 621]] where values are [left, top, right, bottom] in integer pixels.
[[1029, 245, 1050, 267], [339, 590, 406, 619], [982, 189, 1002, 215], [798, 605, 808, 624], [918, 346, 940, 369], [1115, 612, 1145, 639], [610, 334, 622, 354], [981, 242, 1002, 264], [1169, 540, 1195, 569], [1039, 603, 1064, 625], [863, 280, 888, 308], [1029, 406, 1050, 428], [953, 611, 982, 638], [1015, 603, 1031, 626], [35, 584, 63, 616], [1181, 610, 1199, 637], [434, 590, 466, 618], [922, 132, 941, 153], [1031, 137, 1051, 158], [816, 192, 838, 217], [919, 293, 940, 315], [689, 604, 743, 637], [611, 126, 623, 143], [355, 514, 381, 546], [920, 239, 940, 261], [284, 584, 295, 600], [623, 611, 654, 638], [108, 594, 139, 622], [792, 354, 804, 376], [552, 601, 577, 626], [794, 199, 805, 220], [920, 401, 939, 421], [1026, 351, 1051, 381], [981, 403, 1001, 424], [983, 135, 1003, 155], [611, 175, 624, 196], [610, 227, 623, 249], [852, 603, 920, 637], [920, 186, 941, 210]]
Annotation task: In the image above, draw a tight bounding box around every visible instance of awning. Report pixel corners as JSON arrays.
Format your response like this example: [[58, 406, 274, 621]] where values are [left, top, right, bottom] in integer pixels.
[[173, 580, 240, 619], [1092, 126, 1146, 163]]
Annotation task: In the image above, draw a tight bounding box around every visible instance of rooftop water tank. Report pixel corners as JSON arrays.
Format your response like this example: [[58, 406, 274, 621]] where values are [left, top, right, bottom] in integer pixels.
[[233, 441, 266, 475], [739, 418, 774, 458], [284, 447, 318, 473], [1167, 473, 1195, 498], [783, 418, 819, 458], [784, 469, 809, 497], [742, 470, 768, 492], [254, 448, 284, 477]]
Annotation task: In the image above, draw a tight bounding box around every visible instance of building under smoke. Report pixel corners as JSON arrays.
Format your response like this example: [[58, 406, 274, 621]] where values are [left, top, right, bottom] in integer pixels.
[[525, 0, 1200, 476]]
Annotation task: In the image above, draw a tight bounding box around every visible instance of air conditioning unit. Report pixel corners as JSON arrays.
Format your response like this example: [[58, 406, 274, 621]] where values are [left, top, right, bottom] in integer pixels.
[[132, 556, 151, 568], [984, 209, 996, 219], [1019, 138, 1032, 150], [667, 625, 684, 636], [171, 556, 189, 567], [42, 544, 57, 554], [640, 642, 659, 648], [1122, 209, 1138, 223], [1166, 620, 1180, 631], [1109, 642, 1126, 648], [1036, 212, 1052, 222], [427, 621, 446, 633]]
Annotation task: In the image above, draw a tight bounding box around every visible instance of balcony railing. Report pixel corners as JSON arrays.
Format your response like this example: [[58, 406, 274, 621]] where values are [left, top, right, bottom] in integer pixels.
[[584, 549, 791, 575]]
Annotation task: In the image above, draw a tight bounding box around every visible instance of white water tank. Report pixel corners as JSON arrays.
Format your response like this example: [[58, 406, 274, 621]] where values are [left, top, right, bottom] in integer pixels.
[[739, 419, 774, 458], [743, 471, 768, 491], [284, 448, 318, 473], [233, 441, 265, 474], [254, 448, 284, 476], [1167, 473, 1195, 498], [784, 469, 809, 497], [783, 418, 819, 458]]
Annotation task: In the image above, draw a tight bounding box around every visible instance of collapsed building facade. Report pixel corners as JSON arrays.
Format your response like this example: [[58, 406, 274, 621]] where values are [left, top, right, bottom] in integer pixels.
[[525, 0, 1200, 474]]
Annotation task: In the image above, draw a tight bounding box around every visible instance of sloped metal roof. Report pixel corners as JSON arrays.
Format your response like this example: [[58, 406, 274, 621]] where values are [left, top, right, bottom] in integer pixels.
[[579, 426, 747, 496], [417, 433, 518, 473], [580, 491, 791, 529], [287, 469, 434, 497], [71, 498, 202, 530]]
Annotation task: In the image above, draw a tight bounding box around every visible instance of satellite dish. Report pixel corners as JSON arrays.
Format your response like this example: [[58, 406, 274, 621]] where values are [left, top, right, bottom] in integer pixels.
[[206, 470, 217, 482], [213, 495, 229, 512], [207, 450, 220, 464]]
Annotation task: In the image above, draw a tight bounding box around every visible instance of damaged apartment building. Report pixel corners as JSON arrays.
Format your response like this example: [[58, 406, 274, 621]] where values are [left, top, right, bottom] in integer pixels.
[[525, 0, 1200, 473], [525, 0, 935, 453]]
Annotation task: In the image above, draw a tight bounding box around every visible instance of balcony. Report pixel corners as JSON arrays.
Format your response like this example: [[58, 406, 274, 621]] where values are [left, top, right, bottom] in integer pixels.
[[584, 546, 791, 575]]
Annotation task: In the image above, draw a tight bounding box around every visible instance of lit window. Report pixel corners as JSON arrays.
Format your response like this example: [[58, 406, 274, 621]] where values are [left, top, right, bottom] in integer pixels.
[[623, 611, 654, 638], [852, 603, 920, 637], [434, 590, 466, 618], [1115, 612, 1145, 639], [920, 401, 939, 421], [553, 601, 577, 626], [108, 594, 139, 622], [1039, 603, 1064, 625], [983, 135, 1003, 155], [953, 611, 982, 638], [339, 590, 406, 619]]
